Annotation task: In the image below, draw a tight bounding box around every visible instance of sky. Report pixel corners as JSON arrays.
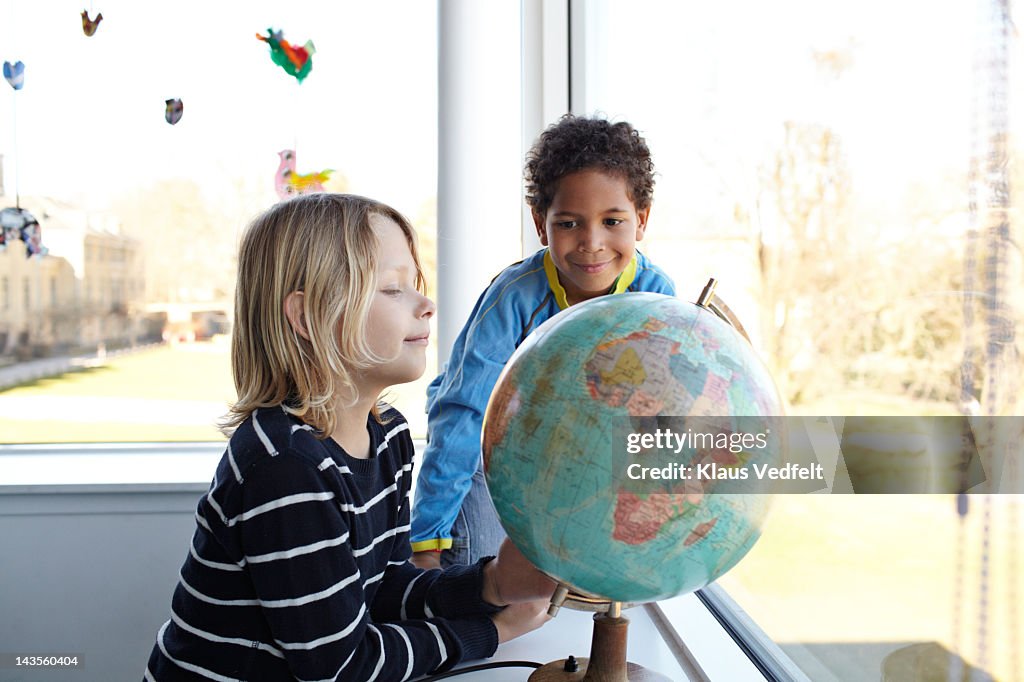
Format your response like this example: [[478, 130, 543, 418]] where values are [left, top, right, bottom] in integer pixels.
[[584, 0, 984, 229]]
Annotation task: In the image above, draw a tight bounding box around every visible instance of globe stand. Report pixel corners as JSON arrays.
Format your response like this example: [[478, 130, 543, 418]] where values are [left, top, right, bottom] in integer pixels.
[[528, 598, 672, 682]]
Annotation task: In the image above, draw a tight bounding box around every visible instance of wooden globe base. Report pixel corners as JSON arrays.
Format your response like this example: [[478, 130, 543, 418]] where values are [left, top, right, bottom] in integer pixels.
[[528, 613, 673, 682], [528, 659, 673, 682]]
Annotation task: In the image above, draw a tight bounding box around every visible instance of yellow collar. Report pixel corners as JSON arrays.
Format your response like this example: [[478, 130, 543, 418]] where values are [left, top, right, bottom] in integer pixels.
[[543, 250, 638, 310]]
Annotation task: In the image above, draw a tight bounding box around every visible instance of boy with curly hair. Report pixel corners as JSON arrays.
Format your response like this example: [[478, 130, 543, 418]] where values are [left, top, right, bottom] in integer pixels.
[[411, 115, 677, 569]]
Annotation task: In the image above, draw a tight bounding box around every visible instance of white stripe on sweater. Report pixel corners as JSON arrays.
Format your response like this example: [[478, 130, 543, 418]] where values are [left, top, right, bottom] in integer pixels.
[[195, 509, 211, 532], [351, 524, 410, 557], [155, 620, 240, 682], [364, 625, 387, 682], [177, 573, 260, 607], [400, 571, 426, 620], [337, 463, 412, 513], [424, 621, 448, 665], [204, 473, 230, 527], [219, 491, 335, 527], [245, 532, 350, 564], [318, 457, 352, 474], [377, 422, 410, 454], [383, 623, 415, 682], [252, 410, 279, 456], [363, 568, 387, 587], [178, 568, 361, 608], [339, 483, 398, 514], [363, 560, 407, 585], [190, 539, 244, 571], [226, 442, 244, 483], [170, 609, 285, 659], [274, 602, 367, 650], [259, 568, 363, 608]]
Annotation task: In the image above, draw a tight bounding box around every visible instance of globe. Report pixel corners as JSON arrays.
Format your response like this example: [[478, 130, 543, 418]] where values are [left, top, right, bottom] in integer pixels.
[[483, 292, 785, 603]]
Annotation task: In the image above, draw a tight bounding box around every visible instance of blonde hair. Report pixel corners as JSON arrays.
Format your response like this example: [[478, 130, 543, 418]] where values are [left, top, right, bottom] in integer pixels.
[[221, 193, 425, 438]]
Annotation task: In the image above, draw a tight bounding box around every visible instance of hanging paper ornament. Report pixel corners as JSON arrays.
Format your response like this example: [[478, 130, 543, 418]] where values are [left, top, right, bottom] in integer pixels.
[[164, 98, 183, 125], [0, 207, 47, 258], [256, 29, 315, 83], [3, 61, 25, 90], [274, 150, 332, 199], [81, 10, 103, 36]]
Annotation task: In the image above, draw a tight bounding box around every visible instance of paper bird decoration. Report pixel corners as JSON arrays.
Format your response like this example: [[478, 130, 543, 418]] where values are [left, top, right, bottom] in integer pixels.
[[165, 98, 183, 125], [275, 150, 332, 199], [256, 28, 315, 83], [81, 9, 103, 36], [3, 61, 25, 90], [0, 207, 47, 258]]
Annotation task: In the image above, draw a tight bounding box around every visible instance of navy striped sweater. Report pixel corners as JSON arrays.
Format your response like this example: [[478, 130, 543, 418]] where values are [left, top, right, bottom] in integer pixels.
[[145, 405, 499, 681]]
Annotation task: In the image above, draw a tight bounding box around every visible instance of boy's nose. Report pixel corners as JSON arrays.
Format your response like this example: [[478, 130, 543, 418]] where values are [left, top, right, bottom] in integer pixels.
[[577, 224, 604, 252]]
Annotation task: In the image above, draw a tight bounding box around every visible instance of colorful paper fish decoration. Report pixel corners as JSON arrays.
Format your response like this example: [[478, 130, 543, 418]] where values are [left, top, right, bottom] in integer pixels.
[[256, 28, 315, 84], [275, 150, 332, 199], [0, 207, 46, 258], [3, 61, 25, 91], [81, 9, 103, 36], [165, 98, 183, 125]]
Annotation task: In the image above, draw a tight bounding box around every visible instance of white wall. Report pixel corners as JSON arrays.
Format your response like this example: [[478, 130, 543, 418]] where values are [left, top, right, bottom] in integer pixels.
[[0, 485, 202, 681]]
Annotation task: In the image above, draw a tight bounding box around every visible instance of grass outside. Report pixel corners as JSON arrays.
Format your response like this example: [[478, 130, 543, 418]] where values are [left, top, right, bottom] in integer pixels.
[[0, 342, 236, 442], [0, 339, 434, 443]]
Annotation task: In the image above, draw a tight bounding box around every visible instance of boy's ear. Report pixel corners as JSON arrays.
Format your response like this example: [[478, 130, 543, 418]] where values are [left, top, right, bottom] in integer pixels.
[[284, 291, 311, 341], [532, 211, 549, 246], [635, 206, 651, 241]]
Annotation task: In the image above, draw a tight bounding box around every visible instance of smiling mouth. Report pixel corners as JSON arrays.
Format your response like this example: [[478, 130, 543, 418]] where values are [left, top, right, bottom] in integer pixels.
[[573, 261, 611, 274]]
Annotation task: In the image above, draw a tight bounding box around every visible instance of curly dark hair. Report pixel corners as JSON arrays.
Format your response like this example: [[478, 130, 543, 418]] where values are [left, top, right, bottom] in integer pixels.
[[524, 114, 655, 216]]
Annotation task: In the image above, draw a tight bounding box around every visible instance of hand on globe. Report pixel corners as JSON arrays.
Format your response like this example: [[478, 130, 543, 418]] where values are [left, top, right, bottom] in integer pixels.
[[482, 538, 557, 606], [491, 600, 551, 644]]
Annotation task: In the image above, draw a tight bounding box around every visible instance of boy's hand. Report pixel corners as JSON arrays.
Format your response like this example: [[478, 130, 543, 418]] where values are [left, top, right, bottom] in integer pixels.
[[491, 599, 552, 643], [482, 538, 556, 606], [410, 550, 442, 571]]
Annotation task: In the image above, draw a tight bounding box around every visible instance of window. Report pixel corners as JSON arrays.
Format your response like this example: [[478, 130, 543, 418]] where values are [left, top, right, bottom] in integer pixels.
[[576, 1, 1021, 680], [0, 2, 438, 443]]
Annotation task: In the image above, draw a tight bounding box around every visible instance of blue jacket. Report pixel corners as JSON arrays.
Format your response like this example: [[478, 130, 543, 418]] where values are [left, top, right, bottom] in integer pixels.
[[410, 248, 676, 551]]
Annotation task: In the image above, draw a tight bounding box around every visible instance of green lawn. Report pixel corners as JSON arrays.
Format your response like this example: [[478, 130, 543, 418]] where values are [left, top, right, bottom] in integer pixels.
[[0, 342, 236, 442], [0, 339, 433, 443]]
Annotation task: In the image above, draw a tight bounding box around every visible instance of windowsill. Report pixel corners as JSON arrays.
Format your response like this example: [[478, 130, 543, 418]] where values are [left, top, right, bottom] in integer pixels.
[[0, 441, 224, 493]]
